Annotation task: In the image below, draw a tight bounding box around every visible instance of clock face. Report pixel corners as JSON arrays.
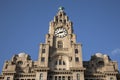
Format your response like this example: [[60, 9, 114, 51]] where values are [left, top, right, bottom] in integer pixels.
[[54, 27, 67, 38]]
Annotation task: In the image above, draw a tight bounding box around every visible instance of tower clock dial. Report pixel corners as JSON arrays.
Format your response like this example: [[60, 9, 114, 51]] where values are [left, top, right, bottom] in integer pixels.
[[54, 27, 67, 38]]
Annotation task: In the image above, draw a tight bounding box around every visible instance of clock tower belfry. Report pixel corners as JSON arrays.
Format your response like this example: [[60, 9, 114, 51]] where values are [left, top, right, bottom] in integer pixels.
[[38, 7, 85, 80]]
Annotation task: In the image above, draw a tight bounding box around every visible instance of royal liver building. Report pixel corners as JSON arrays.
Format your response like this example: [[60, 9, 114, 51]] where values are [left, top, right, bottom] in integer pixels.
[[0, 7, 120, 80]]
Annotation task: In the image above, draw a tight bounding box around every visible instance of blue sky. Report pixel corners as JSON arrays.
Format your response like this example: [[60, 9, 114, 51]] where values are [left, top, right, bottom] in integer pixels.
[[0, 0, 120, 72]]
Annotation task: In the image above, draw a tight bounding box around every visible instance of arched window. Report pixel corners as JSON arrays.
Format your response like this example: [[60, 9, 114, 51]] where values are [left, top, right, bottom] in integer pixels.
[[39, 73, 43, 80], [58, 41, 63, 48], [59, 60, 62, 65], [77, 73, 80, 80], [98, 61, 104, 66], [55, 60, 66, 65]]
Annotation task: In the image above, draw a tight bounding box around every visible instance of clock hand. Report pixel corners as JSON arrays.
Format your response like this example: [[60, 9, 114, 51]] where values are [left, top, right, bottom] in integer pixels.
[[59, 31, 63, 34]]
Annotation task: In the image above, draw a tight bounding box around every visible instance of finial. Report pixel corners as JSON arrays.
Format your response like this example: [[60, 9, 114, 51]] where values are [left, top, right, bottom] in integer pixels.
[[58, 6, 65, 11]]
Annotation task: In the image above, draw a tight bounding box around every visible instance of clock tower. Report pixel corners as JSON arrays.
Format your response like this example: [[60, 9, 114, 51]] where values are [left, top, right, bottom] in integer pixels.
[[0, 7, 119, 80], [38, 7, 85, 80]]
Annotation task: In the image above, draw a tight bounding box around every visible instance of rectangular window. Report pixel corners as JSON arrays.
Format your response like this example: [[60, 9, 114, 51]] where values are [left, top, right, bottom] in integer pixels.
[[68, 76, 71, 80], [42, 49, 45, 53], [59, 76, 61, 80], [58, 41, 63, 48], [41, 57, 45, 62], [62, 76, 65, 80], [75, 49, 78, 53], [75, 57, 79, 62], [55, 76, 57, 80], [5, 64, 8, 69], [49, 76, 52, 80]]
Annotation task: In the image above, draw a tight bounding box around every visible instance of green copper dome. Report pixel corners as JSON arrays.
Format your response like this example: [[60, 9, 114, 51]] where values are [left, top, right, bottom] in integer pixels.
[[58, 6, 65, 11]]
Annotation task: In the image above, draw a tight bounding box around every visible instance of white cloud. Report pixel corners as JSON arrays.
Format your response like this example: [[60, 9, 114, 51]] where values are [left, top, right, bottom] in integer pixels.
[[111, 48, 120, 55]]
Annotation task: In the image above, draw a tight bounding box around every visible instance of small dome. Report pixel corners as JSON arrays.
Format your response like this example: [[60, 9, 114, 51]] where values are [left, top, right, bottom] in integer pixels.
[[95, 53, 103, 57], [18, 52, 27, 57]]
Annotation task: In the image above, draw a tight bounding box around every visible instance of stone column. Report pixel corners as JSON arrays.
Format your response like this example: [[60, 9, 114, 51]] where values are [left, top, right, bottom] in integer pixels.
[[65, 76, 68, 80]]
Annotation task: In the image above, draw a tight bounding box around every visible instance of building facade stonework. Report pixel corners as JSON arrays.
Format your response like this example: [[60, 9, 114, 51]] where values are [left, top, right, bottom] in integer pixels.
[[0, 7, 120, 80]]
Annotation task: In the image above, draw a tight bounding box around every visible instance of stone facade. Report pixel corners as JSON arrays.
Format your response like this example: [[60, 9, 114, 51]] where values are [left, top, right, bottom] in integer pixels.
[[84, 53, 119, 80], [0, 7, 120, 80]]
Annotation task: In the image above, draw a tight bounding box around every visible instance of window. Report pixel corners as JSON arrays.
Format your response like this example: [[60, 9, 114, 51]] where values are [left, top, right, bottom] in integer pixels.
[[68, 76, 71, 80], [7, 77, 10, 80], [98, 61, 104, 66], [63, 61, 65, 65], [58, 41, 63, 48], [63, 68, 66, 70], [42, 49, 45, 53], [41, 57, 45, 62], [64, 20, 66, 24], [62, 76, 65, 80], [59, 68, 62, 70], [77, 73, 80, 80], [54, 59, 66, 66], [110, 77, 114, 80], [49, 76, 52, 80], [5, 64, 8, 69], [59, 60, 62, 65], [75, 49, 78, 53], [59, 76, 61, 80], [55, 76, 57, 80], [40, 73, 43, 80], [59, 19, 62, 23], [60, 14, 62, 17], [75, 57, 79, 62], [55, 60, 66, 65], [55, 61, 57, 65]]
